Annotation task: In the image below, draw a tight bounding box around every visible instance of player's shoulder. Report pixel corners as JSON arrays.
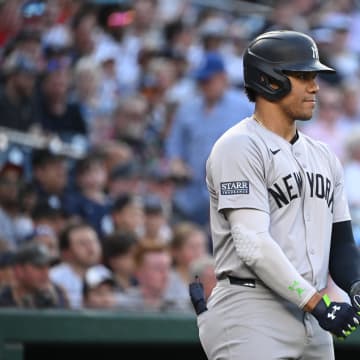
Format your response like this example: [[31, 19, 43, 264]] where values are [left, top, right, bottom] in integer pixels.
[[212, 117, 258, 152], [208, 118, 265, 165]]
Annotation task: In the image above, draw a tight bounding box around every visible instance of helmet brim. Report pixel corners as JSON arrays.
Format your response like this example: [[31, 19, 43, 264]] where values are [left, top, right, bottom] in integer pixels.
[[281, 61, 335, 73]]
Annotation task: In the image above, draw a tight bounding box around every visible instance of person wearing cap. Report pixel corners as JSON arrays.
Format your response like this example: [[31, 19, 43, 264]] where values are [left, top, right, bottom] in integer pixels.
[[0, 241, 69, 308], [27, 224, 60, 265], [107, 158, 143, 199], [165, 51, 253, 226], [0, 50, 41, 131], [82, 264, 117, 309], [30, 148, 71, 215]]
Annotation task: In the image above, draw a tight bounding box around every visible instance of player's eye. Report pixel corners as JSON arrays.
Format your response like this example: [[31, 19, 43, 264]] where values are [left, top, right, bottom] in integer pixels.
[[284, 71, 317, 81]]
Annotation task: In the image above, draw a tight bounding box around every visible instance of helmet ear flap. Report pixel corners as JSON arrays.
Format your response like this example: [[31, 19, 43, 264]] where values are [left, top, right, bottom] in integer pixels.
[[246, 65, 291, 101], [259, 74, 279, 90]]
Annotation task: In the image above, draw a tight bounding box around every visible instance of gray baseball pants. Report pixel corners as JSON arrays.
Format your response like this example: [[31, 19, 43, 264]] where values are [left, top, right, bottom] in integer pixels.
[[197, 277, 334, 360]]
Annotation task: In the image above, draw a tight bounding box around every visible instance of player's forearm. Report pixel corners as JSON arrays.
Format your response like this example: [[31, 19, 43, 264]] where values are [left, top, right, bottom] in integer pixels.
[[234, 226, 317, 308], [227, 208, 318, 308], [329, 220, 360, 293]]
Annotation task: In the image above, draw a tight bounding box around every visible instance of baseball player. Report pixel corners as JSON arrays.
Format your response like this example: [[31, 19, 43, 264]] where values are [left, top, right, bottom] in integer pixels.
[[192, 30, 360, 360]]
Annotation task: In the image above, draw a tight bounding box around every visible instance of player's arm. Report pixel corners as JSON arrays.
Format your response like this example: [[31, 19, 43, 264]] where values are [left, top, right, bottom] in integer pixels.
[[226, 208, 360, 339], [329, 220, 360, 308], [328, 152, 360, 309], [225, 207, 319, 309]]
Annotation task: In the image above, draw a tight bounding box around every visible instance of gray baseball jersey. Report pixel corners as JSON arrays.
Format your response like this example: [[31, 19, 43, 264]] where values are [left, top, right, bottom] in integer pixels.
[[206, 116, 351, 292]]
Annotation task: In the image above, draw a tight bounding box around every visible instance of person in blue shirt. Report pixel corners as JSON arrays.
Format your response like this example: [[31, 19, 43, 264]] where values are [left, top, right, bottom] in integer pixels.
[[165, 52, 253, 226], [64, 152, 111, 239]]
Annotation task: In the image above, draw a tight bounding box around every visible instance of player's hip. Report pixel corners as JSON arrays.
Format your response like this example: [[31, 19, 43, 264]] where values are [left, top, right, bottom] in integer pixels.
[[208, 276, 301, 320], [198, 277, 334, 359]]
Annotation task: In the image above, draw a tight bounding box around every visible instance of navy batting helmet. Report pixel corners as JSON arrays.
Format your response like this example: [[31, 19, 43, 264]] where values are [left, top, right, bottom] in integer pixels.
[[243, 30, 335, 101]]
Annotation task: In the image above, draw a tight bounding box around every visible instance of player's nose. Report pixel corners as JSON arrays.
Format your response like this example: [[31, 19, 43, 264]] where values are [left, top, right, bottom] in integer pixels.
[[308, 78, 320, 93]]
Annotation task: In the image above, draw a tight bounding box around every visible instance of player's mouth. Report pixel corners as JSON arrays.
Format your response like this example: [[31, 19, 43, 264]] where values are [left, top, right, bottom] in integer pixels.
[[304, 99, 316, 107]]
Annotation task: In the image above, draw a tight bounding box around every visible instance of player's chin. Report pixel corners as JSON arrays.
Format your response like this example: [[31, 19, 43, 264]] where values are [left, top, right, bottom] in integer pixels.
[[297, 111, 314, 121]]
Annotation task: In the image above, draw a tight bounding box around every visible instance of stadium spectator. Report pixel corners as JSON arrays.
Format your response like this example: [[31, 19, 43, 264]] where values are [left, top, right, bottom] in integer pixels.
[[30, 149, 71, 213], [140, 194, 172, 247], [27, 224, 60, 265], [37, 58, 87, 146], [108, 193, 145, 237], [0, 242, 69, 308], [102, 231, 138, 292], [1, 0, 360, 320], [0, 51, 40, 131], [0, 152, 25, 249], [68, 4, 98, 64], [71, 56, 114, 146], [64, 152, 111, 239], [117, 242, 188, 312], [50, 221, 102, 309], [82, 264, 118, 309], [165, 221, 208, 309], [0, 0, 23, 50], [106, 158, 143, 199], [165, 51, 253, 226], [110, 94, 150, 163], [31, 200, 68, 238]]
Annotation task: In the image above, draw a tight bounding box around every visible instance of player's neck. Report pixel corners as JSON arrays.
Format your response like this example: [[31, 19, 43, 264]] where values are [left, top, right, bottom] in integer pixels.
[[253, 107, 296, 142]]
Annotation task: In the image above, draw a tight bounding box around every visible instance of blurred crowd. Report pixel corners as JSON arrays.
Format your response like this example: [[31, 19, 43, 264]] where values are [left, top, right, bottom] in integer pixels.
[[1, 0, 360, 312]]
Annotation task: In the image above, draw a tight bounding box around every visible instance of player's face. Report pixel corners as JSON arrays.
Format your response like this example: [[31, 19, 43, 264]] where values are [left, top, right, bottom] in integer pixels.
[[278, 71, 319, 121]]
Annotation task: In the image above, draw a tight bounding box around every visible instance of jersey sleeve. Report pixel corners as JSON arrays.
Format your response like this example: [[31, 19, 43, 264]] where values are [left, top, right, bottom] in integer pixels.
[[208, 134, 270, 213]]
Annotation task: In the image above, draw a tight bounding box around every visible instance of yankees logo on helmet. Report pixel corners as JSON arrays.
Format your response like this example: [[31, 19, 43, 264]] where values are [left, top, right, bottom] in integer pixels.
[[328, 305, 341, 320]]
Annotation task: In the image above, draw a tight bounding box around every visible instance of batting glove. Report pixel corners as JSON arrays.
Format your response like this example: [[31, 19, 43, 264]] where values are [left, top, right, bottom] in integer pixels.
[[311, 294, 360, 339], [349, 280, 360, 311], [189, 276, 208, 315]]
